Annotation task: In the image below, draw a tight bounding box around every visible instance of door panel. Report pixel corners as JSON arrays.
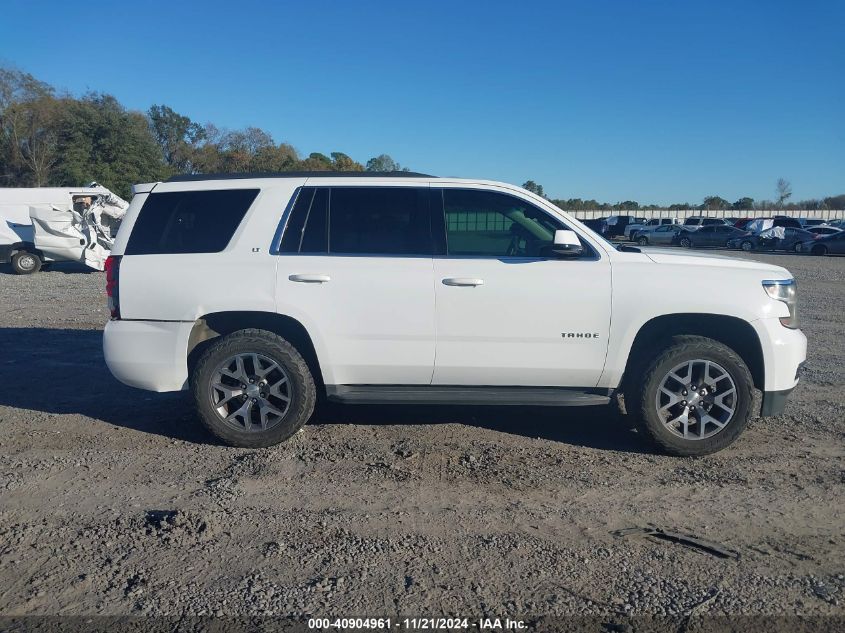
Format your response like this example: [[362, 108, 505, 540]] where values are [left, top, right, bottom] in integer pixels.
[[433, 257, 611, 386], [276, 256, 435, 385], [273, 185, 436, 386], [431, 187, 611, 387]]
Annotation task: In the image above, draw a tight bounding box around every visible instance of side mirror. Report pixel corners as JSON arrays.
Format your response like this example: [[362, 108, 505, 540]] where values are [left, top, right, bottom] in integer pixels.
[[551, 229, 584, 257]]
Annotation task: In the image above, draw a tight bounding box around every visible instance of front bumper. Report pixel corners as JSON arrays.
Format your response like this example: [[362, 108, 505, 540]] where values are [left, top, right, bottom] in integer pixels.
[[761, 387, 794, 416], [751, 318, 807, 417], [103, 319, 194, 392]]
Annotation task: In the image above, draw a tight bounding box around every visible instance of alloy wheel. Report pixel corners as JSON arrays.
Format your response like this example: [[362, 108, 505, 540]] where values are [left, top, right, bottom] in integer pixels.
[[654, 359, 737, 440], [210, 353, 292, 432]]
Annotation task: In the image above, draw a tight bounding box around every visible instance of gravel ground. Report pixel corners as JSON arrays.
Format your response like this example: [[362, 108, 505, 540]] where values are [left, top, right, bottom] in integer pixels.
[[0, 252, 843, 626]]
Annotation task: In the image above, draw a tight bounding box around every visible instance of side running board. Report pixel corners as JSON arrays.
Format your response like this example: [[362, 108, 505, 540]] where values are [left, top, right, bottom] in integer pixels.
[[326, 385, 612, 407]]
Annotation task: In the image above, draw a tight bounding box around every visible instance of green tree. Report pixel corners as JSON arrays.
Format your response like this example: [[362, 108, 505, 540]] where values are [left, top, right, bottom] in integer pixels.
[[251, 143, 298, 172], [732, 197, 754, 210], [366, 154, 408, 172], [298, 152, 333, 170], [702, 196, 730, 210], [614, 200, 640, 210], [330, 151, 364, 171], [0, 68, 59, 185], [54, 93, 166, 198], [147, 104, 205, 172], [522, 180, 546, 198]]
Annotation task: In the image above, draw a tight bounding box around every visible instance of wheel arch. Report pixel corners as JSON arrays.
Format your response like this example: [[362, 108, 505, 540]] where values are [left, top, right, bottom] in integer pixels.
[[187, 311, 325, 389], [621, 313, 764, 394]]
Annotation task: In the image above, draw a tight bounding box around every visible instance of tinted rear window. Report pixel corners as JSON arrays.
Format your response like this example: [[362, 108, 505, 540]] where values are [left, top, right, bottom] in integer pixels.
[[125, 189, 259, 255], [329, 187, 431, 255]]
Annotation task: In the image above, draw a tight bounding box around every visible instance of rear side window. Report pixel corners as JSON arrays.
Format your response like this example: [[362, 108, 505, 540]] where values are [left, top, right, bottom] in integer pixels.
[[126, 189, 258, 255], [279, 188, 329, 253], [278, 187, 431, 255], [329, 187, 431, 255]]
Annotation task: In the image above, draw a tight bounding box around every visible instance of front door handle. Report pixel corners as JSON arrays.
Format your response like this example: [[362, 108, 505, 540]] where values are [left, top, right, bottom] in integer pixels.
[[289, 273, 331, 283], [442, 277, 484, 287]]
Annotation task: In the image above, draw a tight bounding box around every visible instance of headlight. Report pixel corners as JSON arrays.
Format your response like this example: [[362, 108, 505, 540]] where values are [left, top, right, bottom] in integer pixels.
[[762, 279, 798, 328]]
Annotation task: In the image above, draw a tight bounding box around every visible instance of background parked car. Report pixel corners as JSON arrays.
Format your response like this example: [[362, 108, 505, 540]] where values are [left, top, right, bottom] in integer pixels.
[[633, 224, 683, 246], [625, 217, 680, 240], [581, 218, 607, 234], [807, 226, 843, 237], [603, 215, 638, 238], [727, 227, 815, 252], [798, 218, 828, 227], [677, 224, 747, 248], [797, 230, 845, 256], [682, 217, 730, 231]]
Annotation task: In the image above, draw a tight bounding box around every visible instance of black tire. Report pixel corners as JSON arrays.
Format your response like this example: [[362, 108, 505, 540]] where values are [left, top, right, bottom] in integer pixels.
[[741, 240, 754, 252], [637, 236, 649, 246], [679, 237, 692, 248], [811, 245, 827, 256], [11, 251, 41, 275], [628, 335, 755, 456], [191, 329, 316, 447]]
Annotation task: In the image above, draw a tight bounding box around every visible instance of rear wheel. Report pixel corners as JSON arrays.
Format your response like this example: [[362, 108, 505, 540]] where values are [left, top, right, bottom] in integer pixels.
[[741, 240, 753, 252], [793, 242, 802, 253], [679, 237, 692, 248], [191, 329, 316, 447], [11, 251, 41, 275], [637, 236, 649, 246], [629, 335, 754, 456]]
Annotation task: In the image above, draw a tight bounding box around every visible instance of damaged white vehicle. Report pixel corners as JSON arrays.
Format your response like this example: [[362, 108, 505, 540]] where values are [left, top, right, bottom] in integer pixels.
[[0, 183, 128, 274]]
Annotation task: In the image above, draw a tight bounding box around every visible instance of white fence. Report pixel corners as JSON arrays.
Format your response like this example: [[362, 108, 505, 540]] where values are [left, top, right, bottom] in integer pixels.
[[569, 209, 845, 221]]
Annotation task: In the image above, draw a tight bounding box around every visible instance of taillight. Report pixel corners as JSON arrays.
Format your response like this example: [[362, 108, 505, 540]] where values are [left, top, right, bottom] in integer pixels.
[[105, 255, 121, 319]]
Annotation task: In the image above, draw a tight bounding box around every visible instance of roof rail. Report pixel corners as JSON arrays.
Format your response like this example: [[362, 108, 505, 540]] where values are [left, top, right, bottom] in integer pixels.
[[165, 171, 435, 183]]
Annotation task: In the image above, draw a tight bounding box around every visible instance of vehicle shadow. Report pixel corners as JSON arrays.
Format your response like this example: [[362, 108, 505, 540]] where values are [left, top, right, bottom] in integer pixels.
[[0, 327, 649, 453], [0, 262, 98, 275]]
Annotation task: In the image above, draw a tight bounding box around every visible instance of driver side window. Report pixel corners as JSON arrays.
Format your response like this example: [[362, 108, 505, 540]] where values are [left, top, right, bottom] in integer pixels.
[[443, 189, 564, 257]]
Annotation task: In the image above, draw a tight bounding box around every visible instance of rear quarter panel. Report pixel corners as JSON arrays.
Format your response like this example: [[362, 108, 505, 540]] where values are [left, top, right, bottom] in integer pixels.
[[117, 180, 303, 321]]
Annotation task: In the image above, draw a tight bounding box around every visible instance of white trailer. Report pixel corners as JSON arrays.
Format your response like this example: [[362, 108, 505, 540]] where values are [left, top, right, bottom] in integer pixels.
[[0, 183, 128, 274]]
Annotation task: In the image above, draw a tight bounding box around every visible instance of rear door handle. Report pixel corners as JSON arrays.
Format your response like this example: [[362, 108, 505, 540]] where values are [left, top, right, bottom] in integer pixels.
[[442, 277, 484, 287], [289, 274, 331, 283]]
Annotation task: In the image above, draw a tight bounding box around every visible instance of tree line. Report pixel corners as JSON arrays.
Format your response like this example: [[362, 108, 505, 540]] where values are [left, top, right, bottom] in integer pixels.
[[2, 66, 841, 209], [0, 67, 408, 199], [522, 178, 844, 213]]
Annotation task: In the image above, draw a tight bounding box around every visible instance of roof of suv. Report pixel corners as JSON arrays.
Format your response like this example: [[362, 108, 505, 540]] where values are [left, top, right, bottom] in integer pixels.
[[166, 171, 435, 182]]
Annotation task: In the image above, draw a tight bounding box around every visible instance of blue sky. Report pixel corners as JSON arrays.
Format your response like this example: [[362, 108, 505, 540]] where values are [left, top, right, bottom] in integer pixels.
[[1, 0, 842, 204]]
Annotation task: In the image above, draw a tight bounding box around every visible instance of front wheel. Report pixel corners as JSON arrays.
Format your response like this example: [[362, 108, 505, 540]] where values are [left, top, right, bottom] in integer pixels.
[[191, 329, 316, 447], [629, 335, 755, 456], [811, 245, 827, 256], [679, 237, 692, 248], [637, 236, 649, 246], [793, 242, 802, 253], [741, 240, 753, 252], [11, 251, 41, 275]]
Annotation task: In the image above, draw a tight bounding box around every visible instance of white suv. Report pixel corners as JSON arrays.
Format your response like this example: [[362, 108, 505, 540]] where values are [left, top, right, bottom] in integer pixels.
[[103, 173, 806, 455]]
